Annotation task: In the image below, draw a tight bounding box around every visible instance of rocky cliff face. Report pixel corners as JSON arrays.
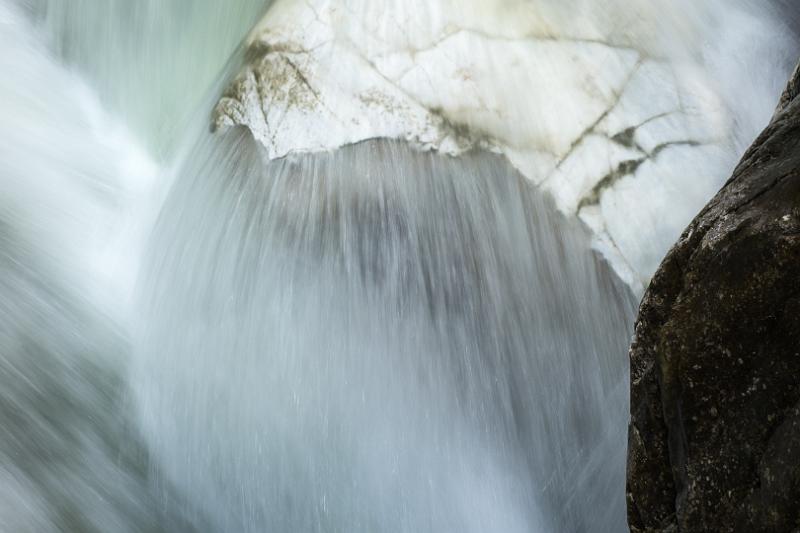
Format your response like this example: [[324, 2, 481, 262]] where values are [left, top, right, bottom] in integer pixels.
[[627, 64, 800, 532]]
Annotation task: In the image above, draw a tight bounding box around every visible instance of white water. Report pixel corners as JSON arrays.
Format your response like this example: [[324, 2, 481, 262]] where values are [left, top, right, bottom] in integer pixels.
[[134, 132, 636, 532], [0, 1, 795, 532]]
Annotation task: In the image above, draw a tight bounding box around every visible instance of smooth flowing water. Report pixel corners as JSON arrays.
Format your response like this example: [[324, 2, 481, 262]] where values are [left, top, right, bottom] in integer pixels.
[[0, 2, 266, 531], [134, 132, 636, 532], [0, 1, 796, 532]]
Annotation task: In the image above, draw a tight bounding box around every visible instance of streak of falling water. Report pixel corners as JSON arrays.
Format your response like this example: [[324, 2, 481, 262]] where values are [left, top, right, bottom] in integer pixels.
[[0, 1, 263, 531], [133, 131, 637, 532], [18, 0, 271, 155], [0, 0, 797, 531]]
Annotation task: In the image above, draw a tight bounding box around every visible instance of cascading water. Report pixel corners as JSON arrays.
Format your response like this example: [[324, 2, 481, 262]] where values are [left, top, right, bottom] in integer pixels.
[[0, 2, 265, 531], [134, 132, 636, 531], [0, 0, 797, 532], [21, 0, 270, 154]]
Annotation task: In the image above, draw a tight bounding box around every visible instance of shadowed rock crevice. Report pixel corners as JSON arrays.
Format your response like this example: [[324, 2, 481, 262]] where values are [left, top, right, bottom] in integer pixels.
[[627, 62, 800, 532]]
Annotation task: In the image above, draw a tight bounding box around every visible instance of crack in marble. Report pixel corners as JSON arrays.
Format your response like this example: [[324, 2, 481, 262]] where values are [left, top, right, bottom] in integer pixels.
[[252, 69, 272, 140], [576, 140, 706, 211], [543, 59, 644, 180], [367, 25, 651, 64], [341, 37, 485, 150], [302, 0, 323, 24], [282, 56, 321, 101], [609, 111, 675, 152]]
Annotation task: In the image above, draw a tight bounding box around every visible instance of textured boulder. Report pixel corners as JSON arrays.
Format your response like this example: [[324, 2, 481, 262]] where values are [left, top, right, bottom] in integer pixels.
[[626, 64, 800, 532], [213, 0, 790, 295]]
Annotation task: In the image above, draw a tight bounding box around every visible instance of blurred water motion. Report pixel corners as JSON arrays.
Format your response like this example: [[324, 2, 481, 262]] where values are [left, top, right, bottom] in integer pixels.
[[0, 0, 795, 531], [134, 133, 636, 531], [22, 0, 270, 156], [0, 2, 262, 531]]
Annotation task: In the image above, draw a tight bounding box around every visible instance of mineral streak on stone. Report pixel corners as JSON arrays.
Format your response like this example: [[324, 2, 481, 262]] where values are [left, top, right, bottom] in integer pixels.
[[627, 63, 800, 532]]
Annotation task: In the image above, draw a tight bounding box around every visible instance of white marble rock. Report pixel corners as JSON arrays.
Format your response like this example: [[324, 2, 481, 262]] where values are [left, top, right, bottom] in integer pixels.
[[215, 0, 791, 293]]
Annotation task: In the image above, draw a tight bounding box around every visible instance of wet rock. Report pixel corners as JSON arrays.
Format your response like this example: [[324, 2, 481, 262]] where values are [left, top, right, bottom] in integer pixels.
[[626, 64, 800, 532]]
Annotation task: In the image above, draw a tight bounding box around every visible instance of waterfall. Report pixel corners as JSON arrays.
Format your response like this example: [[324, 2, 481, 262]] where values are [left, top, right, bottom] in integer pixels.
[[0, 0, 796, 531], [133, 131, 636, 531]]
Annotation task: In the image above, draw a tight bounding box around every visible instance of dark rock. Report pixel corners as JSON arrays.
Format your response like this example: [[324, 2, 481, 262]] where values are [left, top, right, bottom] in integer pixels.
[[626, 64, 800, 532]]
